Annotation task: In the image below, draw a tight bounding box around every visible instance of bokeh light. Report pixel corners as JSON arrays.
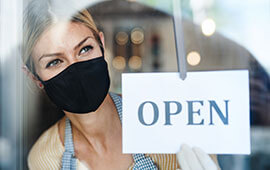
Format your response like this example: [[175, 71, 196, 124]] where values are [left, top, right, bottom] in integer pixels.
[[131, 28, 144, 44], [187, 51, 201, 66], [115, 31, 129, 45], [201, 18, 216, 36], [128, 56, 142, 70], [112, 56, 126, 70]]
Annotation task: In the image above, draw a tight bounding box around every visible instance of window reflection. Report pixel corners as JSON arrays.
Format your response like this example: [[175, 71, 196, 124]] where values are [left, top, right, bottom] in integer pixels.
[[0, 0, 269, 169]]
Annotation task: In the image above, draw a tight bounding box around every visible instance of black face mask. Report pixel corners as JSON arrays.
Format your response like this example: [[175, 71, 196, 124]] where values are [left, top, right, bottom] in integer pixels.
[[37, 52, 110, 114]]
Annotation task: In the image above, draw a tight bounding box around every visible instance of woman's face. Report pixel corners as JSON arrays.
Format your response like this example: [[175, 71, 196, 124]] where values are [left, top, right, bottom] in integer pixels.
[[32, 22, 104, 81]]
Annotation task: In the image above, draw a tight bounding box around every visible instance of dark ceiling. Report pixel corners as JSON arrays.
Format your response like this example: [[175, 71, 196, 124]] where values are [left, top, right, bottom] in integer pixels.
[[88, 0, 169, 18]]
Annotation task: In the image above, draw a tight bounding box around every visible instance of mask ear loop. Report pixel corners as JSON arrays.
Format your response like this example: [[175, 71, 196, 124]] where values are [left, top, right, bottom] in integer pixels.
[[35, 74, 44, 83], [96, 34, 105, 57]]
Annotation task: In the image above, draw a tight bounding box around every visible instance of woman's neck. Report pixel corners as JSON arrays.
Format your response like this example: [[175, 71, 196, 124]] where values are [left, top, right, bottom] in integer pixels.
[[64, 93, 122, 154]]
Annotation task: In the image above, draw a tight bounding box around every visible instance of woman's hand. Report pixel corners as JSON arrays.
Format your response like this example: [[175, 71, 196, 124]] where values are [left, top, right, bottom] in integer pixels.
[[176, 144, 218, 170]]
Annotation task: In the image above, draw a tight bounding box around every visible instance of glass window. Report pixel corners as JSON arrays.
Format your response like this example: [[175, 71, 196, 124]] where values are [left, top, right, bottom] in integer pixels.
[[0, 0, 269, 169]]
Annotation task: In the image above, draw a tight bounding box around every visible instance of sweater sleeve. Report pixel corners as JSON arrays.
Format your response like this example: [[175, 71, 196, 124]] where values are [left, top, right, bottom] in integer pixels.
[[28, 122, 65, 170]]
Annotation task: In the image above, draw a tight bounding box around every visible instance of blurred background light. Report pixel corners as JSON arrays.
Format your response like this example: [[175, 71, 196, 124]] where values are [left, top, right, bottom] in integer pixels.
[[128, 55, 142, 70], [116, 31, 129, 45], [131, 28, 144, 44], [201, 18, 216, 36], [112, 56, 126, 70], [187, 51, 201, 66]]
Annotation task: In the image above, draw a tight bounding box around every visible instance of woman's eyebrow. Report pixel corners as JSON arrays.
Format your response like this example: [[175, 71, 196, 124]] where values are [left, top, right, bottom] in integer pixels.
[[73, 36, 95, 50], [38, 36, 95, 62], [38, 52, 63, 62]]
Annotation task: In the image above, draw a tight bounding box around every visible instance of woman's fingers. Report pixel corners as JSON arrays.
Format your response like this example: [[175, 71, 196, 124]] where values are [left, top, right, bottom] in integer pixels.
[[176, 147, 190, 170], [176, 144, 204, 170], [193, 147, 218, 170]]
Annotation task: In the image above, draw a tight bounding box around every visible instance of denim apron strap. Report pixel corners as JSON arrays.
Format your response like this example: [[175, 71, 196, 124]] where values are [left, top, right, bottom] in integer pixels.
[[109, 92, 158, 170], [61, 118, 77, 170]]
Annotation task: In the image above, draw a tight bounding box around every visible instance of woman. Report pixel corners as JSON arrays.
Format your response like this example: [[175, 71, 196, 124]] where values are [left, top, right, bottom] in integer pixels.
[[23, 0, 220, 169]]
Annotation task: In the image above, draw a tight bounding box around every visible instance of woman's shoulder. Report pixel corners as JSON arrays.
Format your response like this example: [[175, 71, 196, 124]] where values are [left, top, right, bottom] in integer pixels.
[[27, 118, 65, 169]]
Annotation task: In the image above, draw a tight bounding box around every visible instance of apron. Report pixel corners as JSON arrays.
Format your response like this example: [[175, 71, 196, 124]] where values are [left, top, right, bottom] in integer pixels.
[[61, 92, 158, 170]]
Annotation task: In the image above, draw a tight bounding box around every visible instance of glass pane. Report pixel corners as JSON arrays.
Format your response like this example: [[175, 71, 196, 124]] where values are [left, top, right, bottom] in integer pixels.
[[0, 0, 269, 169]]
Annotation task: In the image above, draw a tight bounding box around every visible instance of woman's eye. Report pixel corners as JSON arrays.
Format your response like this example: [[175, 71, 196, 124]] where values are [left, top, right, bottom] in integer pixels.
[[79, 45, 93, 55], [46, 59, 62, 68]]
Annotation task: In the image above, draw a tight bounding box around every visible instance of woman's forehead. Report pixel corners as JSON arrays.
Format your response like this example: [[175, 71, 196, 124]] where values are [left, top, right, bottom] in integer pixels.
[[40, 22, 94, 44], [32, 22, 95, 57]]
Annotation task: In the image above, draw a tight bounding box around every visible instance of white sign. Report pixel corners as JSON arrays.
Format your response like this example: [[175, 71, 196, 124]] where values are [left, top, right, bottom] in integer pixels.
[[122, 70, 250, 154]]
